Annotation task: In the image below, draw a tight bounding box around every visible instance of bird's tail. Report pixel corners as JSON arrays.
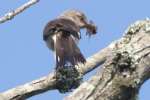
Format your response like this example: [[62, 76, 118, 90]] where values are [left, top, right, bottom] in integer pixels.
[[55, 34, 86, 69]]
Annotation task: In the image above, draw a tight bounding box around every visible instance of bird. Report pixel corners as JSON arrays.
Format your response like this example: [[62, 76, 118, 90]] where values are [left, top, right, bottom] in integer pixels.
[[43, 10, 97, 69]]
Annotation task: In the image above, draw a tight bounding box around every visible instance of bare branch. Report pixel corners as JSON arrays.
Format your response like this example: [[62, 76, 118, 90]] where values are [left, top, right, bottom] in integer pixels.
[[65, 19, 150, 100], [0, 0, 39, 24], [0, 42, 112, 100]]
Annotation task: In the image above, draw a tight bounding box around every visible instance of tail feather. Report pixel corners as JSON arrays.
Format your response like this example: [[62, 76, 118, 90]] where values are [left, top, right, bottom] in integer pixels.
[[55, 33, 86, 69], [74, 52, 86, 64]]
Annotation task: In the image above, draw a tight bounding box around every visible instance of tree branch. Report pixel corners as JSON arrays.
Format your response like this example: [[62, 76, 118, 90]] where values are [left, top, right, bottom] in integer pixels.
[[0, 42, 112, 100], [0, 0, 39, 24], [65, 19, 150, 100]]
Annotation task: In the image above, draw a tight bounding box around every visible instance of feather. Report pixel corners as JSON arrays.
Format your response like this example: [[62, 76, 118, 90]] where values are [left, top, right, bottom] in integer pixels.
[[55, 32, 86, 68], [43, 18, 80, 41]]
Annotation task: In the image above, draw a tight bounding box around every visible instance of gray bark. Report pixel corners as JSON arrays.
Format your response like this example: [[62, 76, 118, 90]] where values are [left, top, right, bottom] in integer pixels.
[[65, 19, 150, 100]]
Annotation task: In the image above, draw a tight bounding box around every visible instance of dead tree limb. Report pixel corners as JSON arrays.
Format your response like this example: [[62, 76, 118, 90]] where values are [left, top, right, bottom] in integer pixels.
[[0, 0, 39, 24], [65, 19, 150, 100], [0, 42, 112, 100]]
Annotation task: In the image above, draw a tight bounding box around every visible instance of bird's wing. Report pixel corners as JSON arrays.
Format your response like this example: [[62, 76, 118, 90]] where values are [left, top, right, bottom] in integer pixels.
[[55, 32, 86, 68], [43, 18, 80, 41]]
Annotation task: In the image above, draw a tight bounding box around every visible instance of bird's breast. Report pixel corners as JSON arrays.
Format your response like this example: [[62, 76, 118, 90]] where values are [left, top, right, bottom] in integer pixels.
[[52, 34, 57, 44]]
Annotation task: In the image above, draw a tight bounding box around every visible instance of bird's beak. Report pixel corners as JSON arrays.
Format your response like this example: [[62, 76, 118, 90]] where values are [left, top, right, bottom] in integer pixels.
[[84, 20, 97, 37]]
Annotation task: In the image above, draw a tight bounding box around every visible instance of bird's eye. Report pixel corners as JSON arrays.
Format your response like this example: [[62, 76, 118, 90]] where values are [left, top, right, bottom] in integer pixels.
[[80, 17, 84, 21], [76, 14, 84, 21]]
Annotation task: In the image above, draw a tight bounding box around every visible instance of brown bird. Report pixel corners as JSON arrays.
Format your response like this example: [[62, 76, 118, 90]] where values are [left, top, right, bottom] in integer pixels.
[[43, 10, 97, 69]]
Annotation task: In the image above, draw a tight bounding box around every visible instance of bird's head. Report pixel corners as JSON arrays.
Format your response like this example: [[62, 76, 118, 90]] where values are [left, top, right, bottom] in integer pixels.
[[59, 10, 97, 36]]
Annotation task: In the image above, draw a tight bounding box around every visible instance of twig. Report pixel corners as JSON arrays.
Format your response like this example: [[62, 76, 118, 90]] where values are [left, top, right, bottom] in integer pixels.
[[0, 0, 39, 24]]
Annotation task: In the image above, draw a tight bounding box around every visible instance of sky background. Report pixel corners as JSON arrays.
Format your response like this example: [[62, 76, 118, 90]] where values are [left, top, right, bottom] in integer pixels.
[[0, 0, 150, 100]]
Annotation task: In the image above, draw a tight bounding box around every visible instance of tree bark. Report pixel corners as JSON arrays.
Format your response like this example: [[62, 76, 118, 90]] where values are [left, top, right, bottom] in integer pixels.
[[65, 19, 150, 100]]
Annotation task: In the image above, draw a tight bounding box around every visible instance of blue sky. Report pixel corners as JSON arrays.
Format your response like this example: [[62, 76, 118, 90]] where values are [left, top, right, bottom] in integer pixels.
[[0, 0, 150, 100]]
